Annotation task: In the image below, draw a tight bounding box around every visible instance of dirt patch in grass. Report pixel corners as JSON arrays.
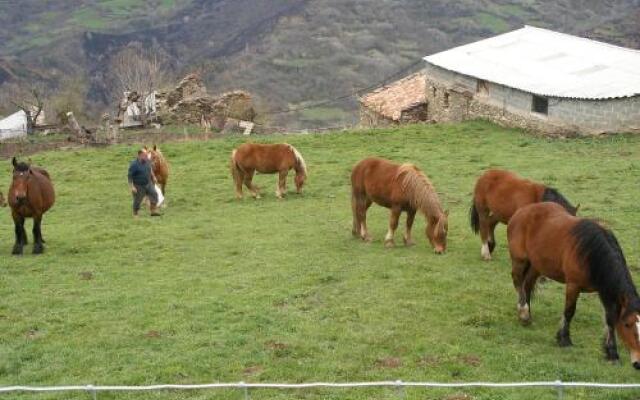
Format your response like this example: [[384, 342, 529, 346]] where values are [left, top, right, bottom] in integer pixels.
[[375, 357, 402, 368]]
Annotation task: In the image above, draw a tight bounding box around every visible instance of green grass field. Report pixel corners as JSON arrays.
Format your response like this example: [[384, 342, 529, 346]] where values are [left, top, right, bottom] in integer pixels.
[[0, 121, 639, 400]]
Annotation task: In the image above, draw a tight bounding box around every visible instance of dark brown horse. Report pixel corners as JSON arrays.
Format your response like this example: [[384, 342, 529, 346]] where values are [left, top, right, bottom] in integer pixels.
[[351, 157, 448, 253], [8, 157, 55, 255], [230, 143, 307, 199], [470, 169, 578, 260], [508, 202, 640, 368]]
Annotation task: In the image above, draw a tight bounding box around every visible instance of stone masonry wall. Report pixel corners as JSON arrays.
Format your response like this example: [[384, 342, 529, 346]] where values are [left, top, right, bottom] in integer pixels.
[[424, 64, 640, 135]]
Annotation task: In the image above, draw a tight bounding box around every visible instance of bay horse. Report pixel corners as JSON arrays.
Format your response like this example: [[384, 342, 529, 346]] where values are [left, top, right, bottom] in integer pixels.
[[470, 169, 578, 260], [8, 157, 55, 255], [144, 145, 169, 195], [508, 202, 640, 368], [230, 143, 307, 199], [351, 157, 448, 253]]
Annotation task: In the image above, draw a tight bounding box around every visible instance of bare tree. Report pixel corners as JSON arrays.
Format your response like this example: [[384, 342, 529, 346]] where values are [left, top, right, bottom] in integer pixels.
[[0, 83, 46, 135], [109, 43, 169, 101]]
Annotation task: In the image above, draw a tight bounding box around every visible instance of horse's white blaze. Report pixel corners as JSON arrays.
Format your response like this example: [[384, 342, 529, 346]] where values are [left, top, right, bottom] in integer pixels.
[[481, 243, 491, 259], [636, 315, 640, 340]]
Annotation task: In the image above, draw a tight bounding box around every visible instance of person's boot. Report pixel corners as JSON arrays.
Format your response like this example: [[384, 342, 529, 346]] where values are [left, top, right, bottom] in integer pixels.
[[150, 204, 162, 217]]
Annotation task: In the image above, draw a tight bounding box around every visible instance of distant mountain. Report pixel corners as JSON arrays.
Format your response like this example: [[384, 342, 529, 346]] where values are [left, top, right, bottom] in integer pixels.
[[1, 0, 638, 128]]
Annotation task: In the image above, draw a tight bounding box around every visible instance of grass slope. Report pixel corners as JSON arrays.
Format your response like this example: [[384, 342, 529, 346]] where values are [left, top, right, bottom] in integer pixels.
[[0, 121, 639, 400]]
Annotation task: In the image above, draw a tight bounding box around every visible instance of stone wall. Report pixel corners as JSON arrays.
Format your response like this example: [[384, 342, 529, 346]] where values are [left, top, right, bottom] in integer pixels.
[[424, 64, 640, 135]]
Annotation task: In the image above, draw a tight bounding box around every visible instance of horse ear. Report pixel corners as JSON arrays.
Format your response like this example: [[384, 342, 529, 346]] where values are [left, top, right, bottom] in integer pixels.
[[153, 144, 157, 151], [27, 158, 33, 166], [444, 209, 450, 217], [575, 203, 581, 213], [11, 157, 17, 167], [143, 146, 148, 151]]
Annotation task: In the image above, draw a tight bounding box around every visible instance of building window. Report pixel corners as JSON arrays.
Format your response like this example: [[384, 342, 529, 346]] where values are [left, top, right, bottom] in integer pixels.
[[532, 95, 548, 115], [476, 80, 489, 96], [443, 92, 450, 108]]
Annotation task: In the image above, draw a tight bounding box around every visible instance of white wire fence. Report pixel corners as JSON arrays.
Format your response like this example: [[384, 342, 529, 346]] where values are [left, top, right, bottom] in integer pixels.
[[3, 380, 640, 399]]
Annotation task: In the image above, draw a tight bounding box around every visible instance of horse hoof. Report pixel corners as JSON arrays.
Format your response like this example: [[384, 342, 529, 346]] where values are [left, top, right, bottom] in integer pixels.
[[362, 236, 373, 243], [403, 238, 415, 247], [384, 240, 395, 248], [33, 245, 44, 255], [11, 247, 23, 256], [556, 333, 572, 347]]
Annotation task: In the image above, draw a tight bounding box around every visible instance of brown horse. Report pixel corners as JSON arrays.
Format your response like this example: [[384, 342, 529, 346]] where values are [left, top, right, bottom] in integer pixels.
[[508, 202, 640, 368], [8, 157, 55, 255], [144, 145, 169, 195], [351, 157, 448, 253], [470, 169, 578, 260], [230, 143, 307, 199]]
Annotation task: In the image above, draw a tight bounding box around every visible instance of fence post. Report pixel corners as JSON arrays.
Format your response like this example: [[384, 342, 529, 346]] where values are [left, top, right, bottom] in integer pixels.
[[395, 380, 405, 399], [239, 381, 249, 400], [86, 384, 97, 400], [555, 379, 563, 400]]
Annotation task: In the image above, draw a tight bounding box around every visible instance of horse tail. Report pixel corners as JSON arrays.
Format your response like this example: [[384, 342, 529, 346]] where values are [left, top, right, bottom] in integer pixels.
[[470, 200, 480, 234], [230, 149, 243, 186], [288, 144, 307, 176]]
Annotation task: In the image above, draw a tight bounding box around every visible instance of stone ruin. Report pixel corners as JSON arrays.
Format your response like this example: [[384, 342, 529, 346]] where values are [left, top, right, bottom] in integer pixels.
[[155, 74, 256, 131]]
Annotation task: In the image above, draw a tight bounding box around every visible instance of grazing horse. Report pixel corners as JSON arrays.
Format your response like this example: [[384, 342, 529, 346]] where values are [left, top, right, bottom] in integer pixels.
[[508, 202, 640, 368], [144, 145, 169, 195], [351, 157, 448, 253], [470, 169, 578, 260], [8, 157, 55, 255], [230, 143, 307, 199]]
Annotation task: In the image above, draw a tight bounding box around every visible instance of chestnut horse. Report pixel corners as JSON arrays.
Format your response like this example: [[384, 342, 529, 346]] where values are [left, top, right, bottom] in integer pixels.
[[144, 145, 169, 195], [8, 157, 55, 255], [508, 202, 640, 368], [470, 169, 578, 260], [351, 157, 448, 253], [230, 143, 307, 199]]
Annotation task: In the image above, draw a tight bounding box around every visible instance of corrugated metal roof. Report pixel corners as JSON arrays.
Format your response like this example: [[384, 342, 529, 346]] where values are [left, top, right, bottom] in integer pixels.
[[423, 26, 640, 100]]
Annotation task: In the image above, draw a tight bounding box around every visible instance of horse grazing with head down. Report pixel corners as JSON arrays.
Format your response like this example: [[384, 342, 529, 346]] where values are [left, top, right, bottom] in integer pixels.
[[470, 169, 578, 260], [508, 202, 640, 369], [144, 145, 169, 195], [351, 157, 448, 253], [230, 143, 307, 199], [8, 157, 55, 255]]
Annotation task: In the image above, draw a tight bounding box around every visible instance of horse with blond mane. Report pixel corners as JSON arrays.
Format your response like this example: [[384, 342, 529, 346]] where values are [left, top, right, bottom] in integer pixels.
[[351, 157, 448, 253], [144, 145, 169, 195], [230, 143, 307, 199]]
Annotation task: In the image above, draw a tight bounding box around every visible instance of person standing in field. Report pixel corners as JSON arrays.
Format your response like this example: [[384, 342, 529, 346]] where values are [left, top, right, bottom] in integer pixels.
[[128, 149, 161, 217]]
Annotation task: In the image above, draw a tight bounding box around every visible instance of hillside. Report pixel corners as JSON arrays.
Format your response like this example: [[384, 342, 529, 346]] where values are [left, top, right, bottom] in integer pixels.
[[1, 0, 639, 127], [1, 122, 639, 399]]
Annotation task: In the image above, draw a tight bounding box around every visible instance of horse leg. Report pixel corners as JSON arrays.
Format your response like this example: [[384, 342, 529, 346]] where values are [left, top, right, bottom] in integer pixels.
[[479, 213, 495, 261], [556, 284, 580, 347], [602, 305, 620, 361], [243, 170, 260, 199], [12, 214, 26, 255], [358, 199, 373, 242], [234, 169, 245, 199], [384, 206, 401, 248], [511, 257, 531, 324], [351, 193, 361, 237], [403, 209, 417, 246], [521, 266, 540, 323], [32, 216, 44, 254], [276, 171, 287, 199], [488, 220, 498, 254]]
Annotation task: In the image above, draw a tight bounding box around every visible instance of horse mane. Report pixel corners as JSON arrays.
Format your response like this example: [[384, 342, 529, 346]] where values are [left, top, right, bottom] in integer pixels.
[[543, 187, 576, 214], [396, 163, 442, 218], [571, 219, 640, 315], [288, 144, 307, 176]]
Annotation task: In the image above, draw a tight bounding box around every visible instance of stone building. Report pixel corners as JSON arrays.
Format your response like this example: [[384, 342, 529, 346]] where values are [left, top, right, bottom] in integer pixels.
[[423, 26, 640, 135], [359, 73, 428, 127]]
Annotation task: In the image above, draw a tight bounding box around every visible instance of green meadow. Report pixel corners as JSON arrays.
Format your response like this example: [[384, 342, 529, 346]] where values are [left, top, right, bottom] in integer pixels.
[[0, 121, 639, 399]]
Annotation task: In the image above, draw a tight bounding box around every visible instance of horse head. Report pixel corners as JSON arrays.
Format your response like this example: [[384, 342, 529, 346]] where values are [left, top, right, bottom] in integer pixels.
[[11, 157, 32, 205], [427, 210, 449, 254], [616, 296, 640, 369], [294, 171, 306, 194]]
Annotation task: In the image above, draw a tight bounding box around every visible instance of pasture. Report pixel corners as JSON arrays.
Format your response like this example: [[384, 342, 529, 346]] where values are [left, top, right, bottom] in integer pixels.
[[0, 121, 639, 400]]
